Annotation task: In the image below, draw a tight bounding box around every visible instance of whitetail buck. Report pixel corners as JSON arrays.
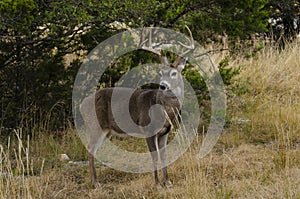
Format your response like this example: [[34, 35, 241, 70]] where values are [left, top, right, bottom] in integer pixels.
[[80, 27, 194, 188]]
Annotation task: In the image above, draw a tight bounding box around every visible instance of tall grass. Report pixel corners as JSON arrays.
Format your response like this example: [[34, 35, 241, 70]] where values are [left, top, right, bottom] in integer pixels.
[[0, 129, 45, 198], [230, 41, 300, 145], [0, 127, 87, 199]]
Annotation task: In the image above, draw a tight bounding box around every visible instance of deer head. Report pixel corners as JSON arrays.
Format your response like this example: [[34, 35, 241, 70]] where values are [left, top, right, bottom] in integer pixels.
[[139, 26, 194, 104]]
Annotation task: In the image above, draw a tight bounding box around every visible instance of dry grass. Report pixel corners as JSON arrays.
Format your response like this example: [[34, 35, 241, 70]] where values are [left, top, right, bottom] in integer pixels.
[[0, 41, 300, 198], [229, 41, 300, 145]]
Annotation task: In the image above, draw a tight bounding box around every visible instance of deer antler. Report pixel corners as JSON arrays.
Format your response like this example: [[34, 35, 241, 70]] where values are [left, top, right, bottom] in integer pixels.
[[172, 25, 195, 68], [139, 28, 169, 65]]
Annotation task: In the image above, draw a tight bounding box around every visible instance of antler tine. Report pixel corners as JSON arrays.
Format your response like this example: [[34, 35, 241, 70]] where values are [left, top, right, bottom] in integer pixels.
[[139, 28, 167, 64], [140, 38, 149, 47], [172, 26, 194, 68], [178, 25, 195, 57]]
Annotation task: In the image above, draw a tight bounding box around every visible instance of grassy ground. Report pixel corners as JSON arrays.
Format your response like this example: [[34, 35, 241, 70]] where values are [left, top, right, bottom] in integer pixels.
[[0, 41, 299, 198]]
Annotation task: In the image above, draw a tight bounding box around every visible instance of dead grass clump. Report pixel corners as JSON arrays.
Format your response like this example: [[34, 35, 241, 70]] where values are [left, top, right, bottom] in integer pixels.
[[229, 41, 300, 145]]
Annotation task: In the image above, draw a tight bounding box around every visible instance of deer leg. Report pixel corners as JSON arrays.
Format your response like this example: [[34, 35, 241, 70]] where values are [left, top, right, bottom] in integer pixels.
[[80, 93, 104, 188], [158, 133, 173, 188], [146, 136, 160, 187], [87, 129, 107, 188], [88, 150, 97, 188]]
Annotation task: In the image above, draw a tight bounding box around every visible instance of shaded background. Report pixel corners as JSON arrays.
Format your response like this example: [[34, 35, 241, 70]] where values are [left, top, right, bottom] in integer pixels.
[[0, 0, 299, 131]]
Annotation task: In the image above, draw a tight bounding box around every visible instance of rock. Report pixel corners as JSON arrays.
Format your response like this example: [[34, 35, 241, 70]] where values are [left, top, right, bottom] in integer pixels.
[[59, 154, 70, 162], [67, 161, 89, 166]]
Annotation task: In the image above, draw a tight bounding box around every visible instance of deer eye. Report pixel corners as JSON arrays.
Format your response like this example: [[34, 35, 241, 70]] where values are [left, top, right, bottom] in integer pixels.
[[170, 71, 177, 78]]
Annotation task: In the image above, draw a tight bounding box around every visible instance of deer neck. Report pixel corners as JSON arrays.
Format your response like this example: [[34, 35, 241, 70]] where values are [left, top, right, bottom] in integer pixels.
[[157, 86, 184, 108], [172, 86, 184, 107]]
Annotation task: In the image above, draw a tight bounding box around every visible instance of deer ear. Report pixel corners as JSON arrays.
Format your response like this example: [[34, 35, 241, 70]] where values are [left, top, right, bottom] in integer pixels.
[[177, 58, 188, 71], [163, 56, 169, 65]]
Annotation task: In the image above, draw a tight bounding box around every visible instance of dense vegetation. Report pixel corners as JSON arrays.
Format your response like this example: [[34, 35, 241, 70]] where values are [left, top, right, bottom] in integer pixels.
[[0, 0, 299, 131]]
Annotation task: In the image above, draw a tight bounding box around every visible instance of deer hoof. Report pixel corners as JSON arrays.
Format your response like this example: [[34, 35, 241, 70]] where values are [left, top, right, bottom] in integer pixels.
[[155, 182, 163, 189], [91, 182, 101, 189], [164, 180, 173, 188]]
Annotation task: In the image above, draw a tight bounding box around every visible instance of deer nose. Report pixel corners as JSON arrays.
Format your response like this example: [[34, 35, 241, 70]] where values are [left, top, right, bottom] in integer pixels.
[[159, 82, 169, 90]]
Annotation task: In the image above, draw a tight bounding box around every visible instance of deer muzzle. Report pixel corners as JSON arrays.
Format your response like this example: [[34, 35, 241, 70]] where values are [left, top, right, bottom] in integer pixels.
[[159, 81, 170, 90]]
